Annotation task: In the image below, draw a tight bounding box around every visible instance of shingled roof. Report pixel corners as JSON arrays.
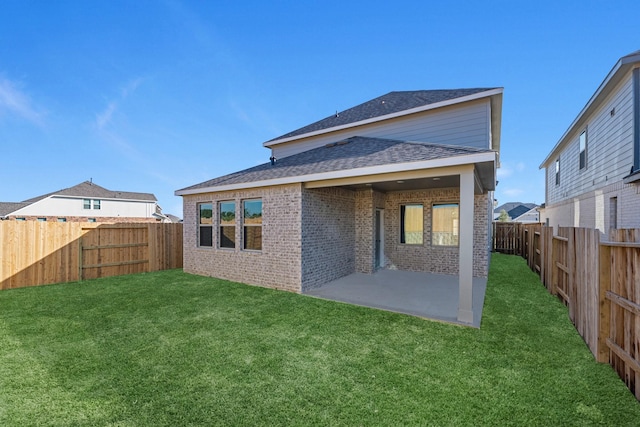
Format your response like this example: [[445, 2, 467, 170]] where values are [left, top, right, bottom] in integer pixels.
[[21, 181, 157, 203], [267, 89, 498, 143], [0, 202, 29, 216], [178, 136, 491, 192]]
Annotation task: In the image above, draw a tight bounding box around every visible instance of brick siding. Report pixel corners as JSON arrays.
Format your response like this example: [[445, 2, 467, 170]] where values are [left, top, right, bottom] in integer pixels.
[[182, 184, 303, 292], [384, 189, 489, 277], [542, 180, 640, 233], [301, 187, 356, 290], [183, 183, 491, 292]]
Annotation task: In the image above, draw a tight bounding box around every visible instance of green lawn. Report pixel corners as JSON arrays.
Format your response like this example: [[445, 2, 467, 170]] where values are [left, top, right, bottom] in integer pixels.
[[1, 253, 638, 426]]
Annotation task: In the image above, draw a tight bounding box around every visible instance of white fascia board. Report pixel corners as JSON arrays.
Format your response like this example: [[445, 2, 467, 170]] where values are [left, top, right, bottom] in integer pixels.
[[175, 151, 496, 196], [539, 55, 640, 169], [264, 88, 505, 148]]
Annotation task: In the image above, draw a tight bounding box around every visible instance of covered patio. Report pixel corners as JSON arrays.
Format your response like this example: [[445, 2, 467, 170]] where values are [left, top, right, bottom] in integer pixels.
[[304, 269, 488, 327]]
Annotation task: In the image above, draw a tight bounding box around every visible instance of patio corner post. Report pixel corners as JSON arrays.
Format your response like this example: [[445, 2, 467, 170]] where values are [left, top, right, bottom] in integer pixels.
[[457, 166, 474, 324]]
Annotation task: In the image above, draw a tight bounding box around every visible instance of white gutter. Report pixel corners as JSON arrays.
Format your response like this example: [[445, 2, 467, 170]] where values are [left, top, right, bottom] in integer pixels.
[[175, 151, 496, 196], [264, 88, 504, 147]]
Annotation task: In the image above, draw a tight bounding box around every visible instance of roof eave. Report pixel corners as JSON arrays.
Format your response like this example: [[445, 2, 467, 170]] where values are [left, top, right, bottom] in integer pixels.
[[175, 151, 497, 196], [540, 53, 640, 169], [264, 88, 505, 148]]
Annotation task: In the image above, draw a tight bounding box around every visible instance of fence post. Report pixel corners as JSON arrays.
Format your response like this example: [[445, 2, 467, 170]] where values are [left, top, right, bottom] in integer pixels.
[[597, 243, 612, 363]]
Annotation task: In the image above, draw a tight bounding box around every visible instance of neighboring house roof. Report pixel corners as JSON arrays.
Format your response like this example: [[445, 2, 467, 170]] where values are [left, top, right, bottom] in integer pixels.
[[177, 136, 495, 195], [0, 202, 29, 217], [264, 88, 503, 154], [494, 202, 537, 219], [511, 207, 540, 222], [540, 50, 640, 169], [21, 181, 157, 203], [166, 214, 183, 223], [0, 181, 158, 218]]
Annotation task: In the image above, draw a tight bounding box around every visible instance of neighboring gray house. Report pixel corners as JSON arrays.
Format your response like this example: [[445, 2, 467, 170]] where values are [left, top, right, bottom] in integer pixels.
[[0, 181, 166, 223], [540, 51, 640, 232], [176, 88, 503, 323], [493, 202, 539, 223]]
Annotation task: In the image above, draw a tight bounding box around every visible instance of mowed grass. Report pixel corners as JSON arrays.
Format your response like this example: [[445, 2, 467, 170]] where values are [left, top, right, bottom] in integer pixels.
[[1, 253, 639, 426]]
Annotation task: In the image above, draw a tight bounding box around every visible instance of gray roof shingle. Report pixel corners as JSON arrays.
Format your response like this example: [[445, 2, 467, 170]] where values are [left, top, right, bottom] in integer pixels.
[[179, 136, 490, 192], [268, 89, 497, 142], [0, 202, 30, 216]]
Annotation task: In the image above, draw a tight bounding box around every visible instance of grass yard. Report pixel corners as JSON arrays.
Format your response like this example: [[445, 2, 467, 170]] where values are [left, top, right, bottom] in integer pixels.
[[1, 253, 639, 426]]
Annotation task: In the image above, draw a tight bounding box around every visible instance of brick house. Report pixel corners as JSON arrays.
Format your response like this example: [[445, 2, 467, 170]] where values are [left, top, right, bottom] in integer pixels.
[[0, 181, 166, 223], [176, 89, 503, 323], [540, 51, 640, 232]]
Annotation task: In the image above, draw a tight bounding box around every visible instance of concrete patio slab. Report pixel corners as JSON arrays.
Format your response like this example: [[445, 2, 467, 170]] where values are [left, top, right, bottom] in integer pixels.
[[304, 269, 487, 327]]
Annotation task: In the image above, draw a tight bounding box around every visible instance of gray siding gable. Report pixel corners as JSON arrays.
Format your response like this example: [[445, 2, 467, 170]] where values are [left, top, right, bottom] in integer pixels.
[[271, 98, 492, 159], [268, 89, 497, 143], [546, 72, 635, 205]]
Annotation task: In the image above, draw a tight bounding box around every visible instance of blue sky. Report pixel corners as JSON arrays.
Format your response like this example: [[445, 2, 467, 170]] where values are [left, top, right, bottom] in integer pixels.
[[1, 1, 639, 216]]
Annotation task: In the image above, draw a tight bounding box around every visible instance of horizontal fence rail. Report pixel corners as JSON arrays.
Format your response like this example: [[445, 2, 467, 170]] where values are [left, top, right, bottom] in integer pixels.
[[0, 221, 183, 290], [493, 222, 640, 400]]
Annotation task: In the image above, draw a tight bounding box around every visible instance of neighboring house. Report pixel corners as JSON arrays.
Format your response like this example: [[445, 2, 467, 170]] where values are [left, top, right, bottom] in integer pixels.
[[0, 181, 166, 222], [165, 214, 183, 223], [540, 50, 640, 232], [493, 202, 539, 223], [176, 88, 503, 323]]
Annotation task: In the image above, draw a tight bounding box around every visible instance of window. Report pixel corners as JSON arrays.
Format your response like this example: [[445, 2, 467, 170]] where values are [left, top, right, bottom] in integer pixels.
[[37, 218, 46, 222], [400, 204, 423, 244], [555, 158, 560, 185], [243, 199, 262, 251], [219, 201, 236, 249], [16, 217, 26, 221], [610, 197, 618, 230], [432, 203, 459, 246], [579, 130, 587, 169], [198, 203, 213, 247], [83, 199, 100, 209], [88, 218, 96, 223], [57, 218, 67, 222]]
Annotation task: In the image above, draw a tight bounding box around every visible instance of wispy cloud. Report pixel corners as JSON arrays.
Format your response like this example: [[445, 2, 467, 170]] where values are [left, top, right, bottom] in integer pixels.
[[504, 188, 524, 197], [0, 76, 45, 125], [95, 77, 143, 131], [95, 101, 117, 130], [497, 166, 512, 179], [497, 161, 526, 179]]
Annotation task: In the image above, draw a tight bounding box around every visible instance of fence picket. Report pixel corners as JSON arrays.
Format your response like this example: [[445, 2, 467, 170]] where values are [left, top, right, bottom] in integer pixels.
[[1, 222, 182, 289]]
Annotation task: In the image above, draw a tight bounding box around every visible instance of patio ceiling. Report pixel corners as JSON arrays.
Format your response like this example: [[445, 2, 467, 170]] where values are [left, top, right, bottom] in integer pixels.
[[305, 159, 495, 194]]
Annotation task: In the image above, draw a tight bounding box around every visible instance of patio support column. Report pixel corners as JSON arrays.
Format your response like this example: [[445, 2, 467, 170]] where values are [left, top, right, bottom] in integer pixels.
[[457, 165, 474, 324]]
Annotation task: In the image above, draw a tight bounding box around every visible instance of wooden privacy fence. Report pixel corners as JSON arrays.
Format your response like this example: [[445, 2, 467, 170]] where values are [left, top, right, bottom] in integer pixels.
[[599, 229, 640, 400], [493, 223, 640, 400], [0, 221, 183, 290]]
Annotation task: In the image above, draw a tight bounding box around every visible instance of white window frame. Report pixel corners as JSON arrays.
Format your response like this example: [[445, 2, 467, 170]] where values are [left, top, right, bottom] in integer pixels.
[[579, 129, 587, 170], [400, 204, 424, 245], [431, 202, 459, 247], [197, 202, 213, 248], [242, 199, 263, 251], [219, 201, 236, 249]]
